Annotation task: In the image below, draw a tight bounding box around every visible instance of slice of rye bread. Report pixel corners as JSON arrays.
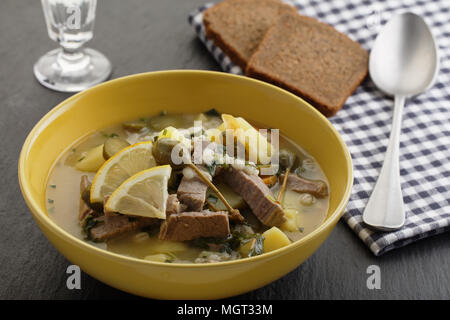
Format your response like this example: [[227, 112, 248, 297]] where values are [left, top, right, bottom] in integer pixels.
[[246, 13, 369, 117], [203, 0, 296, 70]]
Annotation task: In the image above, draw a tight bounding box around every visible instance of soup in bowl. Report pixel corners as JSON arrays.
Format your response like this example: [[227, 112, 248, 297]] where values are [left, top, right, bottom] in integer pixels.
[[19, 70, 352, 299]]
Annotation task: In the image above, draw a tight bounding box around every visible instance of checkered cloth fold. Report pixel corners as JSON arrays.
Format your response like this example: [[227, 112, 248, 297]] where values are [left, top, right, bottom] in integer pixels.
[[188, 0, 450, 255]]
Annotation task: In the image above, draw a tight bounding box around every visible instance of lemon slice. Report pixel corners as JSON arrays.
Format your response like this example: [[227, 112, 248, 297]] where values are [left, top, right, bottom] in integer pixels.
[[90, 141, 156, 203], [221, 114, 272, 163], [104, 165, 171, 219]]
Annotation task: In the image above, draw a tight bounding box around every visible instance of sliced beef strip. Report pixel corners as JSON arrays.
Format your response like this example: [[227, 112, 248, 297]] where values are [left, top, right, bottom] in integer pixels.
[[281, 174, 328, 198], [177, 175, 209, 211], [222, 168, 286, 227], [78, 175, 100, 223], [178, 140, 228, 211], [86, 195, 186, 242], [166, 194, 187, 216], [88, 215, 159, 242], [178, 167, 245, 223], [159, 210, 230, 241]]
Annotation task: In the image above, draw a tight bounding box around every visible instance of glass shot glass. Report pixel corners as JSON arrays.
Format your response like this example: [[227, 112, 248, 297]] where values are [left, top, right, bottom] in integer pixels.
[[34, 0, 112, 92]]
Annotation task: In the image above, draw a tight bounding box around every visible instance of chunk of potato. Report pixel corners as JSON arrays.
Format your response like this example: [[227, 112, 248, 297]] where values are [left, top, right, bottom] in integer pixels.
[[239, 238, 256, 257], [217, 122, 225, 131], [262, 227, 291, 253], [103, 137, 130, 159], [147, 238, 189, 253], [280, 209, 300, 232], [123, 121, 147, 132], [206, 182, 245, 211], [221, 114, 273, 164], [144, 253, 173, 263], [75, 144, 105, 172]]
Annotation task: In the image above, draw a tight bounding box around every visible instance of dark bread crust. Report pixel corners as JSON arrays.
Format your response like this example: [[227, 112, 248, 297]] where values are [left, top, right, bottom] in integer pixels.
[[246, 13, 369, 117], [203, 0, 296, 70]]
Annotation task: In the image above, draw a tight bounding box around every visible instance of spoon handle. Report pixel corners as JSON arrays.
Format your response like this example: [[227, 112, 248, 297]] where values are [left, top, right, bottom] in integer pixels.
[[362, 95, 406, 231]]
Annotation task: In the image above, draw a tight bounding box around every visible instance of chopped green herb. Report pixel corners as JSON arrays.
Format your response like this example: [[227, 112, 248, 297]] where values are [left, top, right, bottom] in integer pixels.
[[77, 156, 85, 162], [71, 148, 76, 153], [191, 233, 232, 253], [48, 199, 54, 204], [248, 234, 265, 257], [101, 132, 119, 138], [49, 184, 56, 189], [190, 231, 258, 255], [82, 215, 104, 241], [162, 129, 168, 135], [164, 252, 177, 263], [205, 161, 217, 176], [298, 227, 304, 233]]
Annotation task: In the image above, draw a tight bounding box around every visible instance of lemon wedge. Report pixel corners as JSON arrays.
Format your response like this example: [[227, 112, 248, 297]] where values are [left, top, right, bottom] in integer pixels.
[[90, 141, 156, 203], [104, 165, 171, 219], [221, 114, 272, 163]]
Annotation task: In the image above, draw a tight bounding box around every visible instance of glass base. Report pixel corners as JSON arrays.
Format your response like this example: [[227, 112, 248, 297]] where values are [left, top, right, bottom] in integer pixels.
[[34, 47, 112, 93]]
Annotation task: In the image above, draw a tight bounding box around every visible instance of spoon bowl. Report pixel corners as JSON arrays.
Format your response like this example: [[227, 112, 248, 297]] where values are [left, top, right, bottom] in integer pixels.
[[363, 12, 439, 231], [369, 12, 439, 96]]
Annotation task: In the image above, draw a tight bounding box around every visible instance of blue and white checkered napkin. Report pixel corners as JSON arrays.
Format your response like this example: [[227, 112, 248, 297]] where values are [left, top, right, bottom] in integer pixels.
[[189, 0, 450, 255]]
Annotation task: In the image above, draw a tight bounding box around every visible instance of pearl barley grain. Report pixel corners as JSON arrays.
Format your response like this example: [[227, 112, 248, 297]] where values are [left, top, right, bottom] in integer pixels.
[[300, 193, 316, 206]]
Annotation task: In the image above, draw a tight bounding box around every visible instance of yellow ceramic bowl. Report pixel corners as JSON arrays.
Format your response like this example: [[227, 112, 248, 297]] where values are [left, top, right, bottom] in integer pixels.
[[18, 70, 352, 299]]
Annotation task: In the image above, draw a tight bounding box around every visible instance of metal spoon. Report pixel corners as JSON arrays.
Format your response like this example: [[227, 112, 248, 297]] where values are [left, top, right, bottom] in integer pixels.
[[362, 12, 439, 231]]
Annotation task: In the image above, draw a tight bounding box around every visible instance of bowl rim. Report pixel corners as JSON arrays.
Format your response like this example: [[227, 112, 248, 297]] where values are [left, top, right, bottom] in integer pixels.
[[18, 69, 353, 269]]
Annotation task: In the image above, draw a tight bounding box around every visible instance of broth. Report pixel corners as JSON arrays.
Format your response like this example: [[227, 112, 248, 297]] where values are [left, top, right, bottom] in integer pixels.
[[46, 113, 329, 263]]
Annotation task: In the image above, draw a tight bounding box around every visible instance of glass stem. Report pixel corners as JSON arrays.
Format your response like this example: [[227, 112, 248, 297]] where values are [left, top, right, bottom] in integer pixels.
[[57, 44, 90, 72], [61, 46, 84, 60]]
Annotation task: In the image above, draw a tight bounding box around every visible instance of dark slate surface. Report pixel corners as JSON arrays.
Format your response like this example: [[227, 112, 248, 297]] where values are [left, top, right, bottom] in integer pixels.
[[0, 0, 448, 300]]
